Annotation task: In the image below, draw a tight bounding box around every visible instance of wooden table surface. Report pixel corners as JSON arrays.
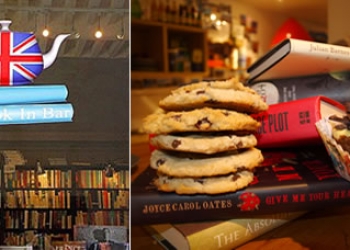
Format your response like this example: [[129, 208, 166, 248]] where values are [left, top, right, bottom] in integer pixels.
[[131, 140, 350, 250]]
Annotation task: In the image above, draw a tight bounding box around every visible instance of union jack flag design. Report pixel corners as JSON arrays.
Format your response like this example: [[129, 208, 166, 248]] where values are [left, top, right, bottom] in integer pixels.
[[0, 31, 44, 86]]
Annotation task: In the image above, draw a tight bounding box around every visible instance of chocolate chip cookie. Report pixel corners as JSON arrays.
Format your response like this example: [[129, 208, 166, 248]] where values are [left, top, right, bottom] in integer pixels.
[[142, 107, 261, 134], [150, 133, 257, 154], [150, 147, 263, 177], [154, 170, 254, 194], [159, 85, 268, 113]]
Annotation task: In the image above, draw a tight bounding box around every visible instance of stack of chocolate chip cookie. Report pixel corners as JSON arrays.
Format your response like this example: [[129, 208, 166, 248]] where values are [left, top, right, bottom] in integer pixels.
[[141, 78, 268, 195]]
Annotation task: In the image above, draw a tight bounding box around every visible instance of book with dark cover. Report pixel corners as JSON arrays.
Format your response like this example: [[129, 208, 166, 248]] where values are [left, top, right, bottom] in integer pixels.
[[131, 146, 350, 225], [248, 72, 350, 105]]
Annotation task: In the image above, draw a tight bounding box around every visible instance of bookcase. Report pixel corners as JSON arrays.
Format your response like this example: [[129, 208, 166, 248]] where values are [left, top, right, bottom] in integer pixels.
[[131, 19, 208, 80], [0, 153, 129, 245]]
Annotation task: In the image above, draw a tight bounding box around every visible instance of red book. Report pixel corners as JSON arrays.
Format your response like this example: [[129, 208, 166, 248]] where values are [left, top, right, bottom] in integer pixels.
[[251, 95, 346, 148]]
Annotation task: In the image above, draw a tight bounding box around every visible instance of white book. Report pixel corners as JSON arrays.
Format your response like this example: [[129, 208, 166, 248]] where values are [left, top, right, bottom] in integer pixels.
[[247, 38, 350, 83]]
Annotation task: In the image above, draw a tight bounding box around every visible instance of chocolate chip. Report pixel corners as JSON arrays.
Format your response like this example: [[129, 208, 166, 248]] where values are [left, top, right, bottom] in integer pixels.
[[171, 139, 181, 148], [195, 179, 204, 184], [204, 99, 219, 104], [195, 117, 212, 129], [222, 111, 230, 116], [196, 90, 205, 95], [237, 167, 248, 171], [335, 124, 347, 130], [232, 174, 241, 181], [156, 158, 166, 166], [171, 114, 182, 121]]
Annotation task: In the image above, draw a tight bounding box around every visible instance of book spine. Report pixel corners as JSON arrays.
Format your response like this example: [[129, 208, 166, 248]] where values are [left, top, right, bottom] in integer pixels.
[[131, 156, 350, 225], [0, 103, 73, 125], [0, 85, 68, 104], [149, 211, 305, 250], [188, 212, 304, 249], [249, 73, 350, 105], [251, 96, 321, 148]]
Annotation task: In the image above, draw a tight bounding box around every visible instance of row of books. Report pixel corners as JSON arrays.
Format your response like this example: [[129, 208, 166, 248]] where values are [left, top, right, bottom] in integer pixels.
[[5, 190, 70, 209], [5, 169, 72, 189], [4, 210, 129, 231], [4, 169, 130, 190], [4, 232, 70, 248], [4, 189, 129, 210], [75, 210, 129, 227], [76, 189, 129, 209], [76, 169, 130, 189], [4, 210, 72, 230], [132, 38, 350, 249]]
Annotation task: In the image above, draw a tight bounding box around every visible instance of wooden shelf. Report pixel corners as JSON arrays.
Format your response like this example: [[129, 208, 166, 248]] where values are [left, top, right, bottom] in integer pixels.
[[131, 19, 209, 80]]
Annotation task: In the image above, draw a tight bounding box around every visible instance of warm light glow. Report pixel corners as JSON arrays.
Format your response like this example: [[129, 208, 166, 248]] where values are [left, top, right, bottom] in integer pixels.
[[215, 20, 222, 26], [95, 13, 103, 39], [42, 28, 49, 37], [210, 13, 217, 21], [95, 30, 103, 39]]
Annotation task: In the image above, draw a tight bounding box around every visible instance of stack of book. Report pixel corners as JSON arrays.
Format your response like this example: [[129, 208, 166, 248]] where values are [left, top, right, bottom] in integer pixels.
[[0, 85, 73, 125], [132, 38, 350, 249]]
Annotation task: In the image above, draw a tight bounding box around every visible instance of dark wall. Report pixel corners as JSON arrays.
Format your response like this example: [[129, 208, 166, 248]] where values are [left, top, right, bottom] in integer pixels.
[[0, 57, 130, 163]]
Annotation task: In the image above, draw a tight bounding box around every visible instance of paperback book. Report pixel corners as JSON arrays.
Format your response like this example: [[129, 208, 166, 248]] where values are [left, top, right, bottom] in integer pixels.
[[131, 145, 350, 225]]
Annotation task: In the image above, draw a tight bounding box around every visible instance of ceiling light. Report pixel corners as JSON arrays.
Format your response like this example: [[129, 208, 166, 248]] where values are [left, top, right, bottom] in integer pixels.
[[95, 13, 103, 39], [71, 12, 80, 39], [42, 28, 49, 37], [116, 12, 125, 40], [42, 12, 49, 37]]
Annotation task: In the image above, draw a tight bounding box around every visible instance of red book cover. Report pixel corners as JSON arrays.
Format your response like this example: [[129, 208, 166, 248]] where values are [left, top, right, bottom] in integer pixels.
[[251, 95, 346, 148], [131, 145, 350, 225]]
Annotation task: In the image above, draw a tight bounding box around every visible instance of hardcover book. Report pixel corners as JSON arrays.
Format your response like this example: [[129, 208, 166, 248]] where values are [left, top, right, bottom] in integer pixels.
[[131, 145, 350, 225], [145, 211, 305, 250], [248, 72, 350, 105], [0, 85, 68, 105], [247, 38, 350, 83], [251, 95, 346, 148]]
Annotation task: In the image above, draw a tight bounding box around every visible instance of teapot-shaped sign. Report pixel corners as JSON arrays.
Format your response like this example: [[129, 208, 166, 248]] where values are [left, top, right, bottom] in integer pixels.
[[0, 20, 71, 86]]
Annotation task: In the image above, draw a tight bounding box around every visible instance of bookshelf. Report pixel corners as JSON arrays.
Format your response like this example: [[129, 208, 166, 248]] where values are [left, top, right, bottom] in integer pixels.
[[0, 154, 129, 246], [131, 19, 208, 81]]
